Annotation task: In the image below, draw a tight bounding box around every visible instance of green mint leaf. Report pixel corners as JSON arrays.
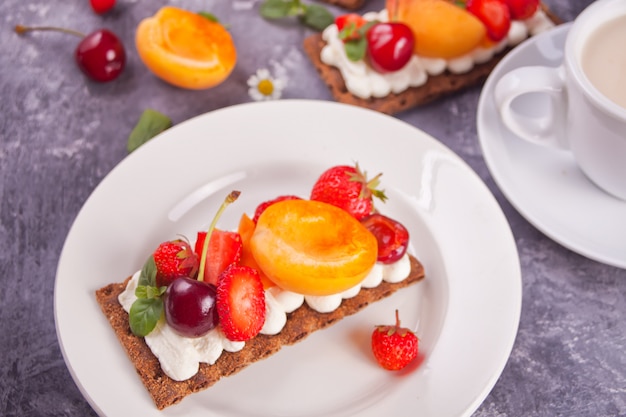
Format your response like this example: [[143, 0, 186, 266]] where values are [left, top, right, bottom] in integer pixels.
[[134, 284, 166, 300], [129, 297, 163, 337], [344, 38, 367, 61], [198, 11, 219, 22], [127, 109, 172, 153], [135, 285, 148, 299], [260, 0, 293, 19], [138, 256, 158, 288], [357, 20, 377, 37], [301, 4, 333, 31]]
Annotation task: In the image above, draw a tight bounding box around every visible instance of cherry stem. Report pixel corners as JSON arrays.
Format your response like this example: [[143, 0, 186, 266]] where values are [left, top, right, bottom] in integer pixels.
[[14, 24, 85, 39], [197, 190, 241, 282]]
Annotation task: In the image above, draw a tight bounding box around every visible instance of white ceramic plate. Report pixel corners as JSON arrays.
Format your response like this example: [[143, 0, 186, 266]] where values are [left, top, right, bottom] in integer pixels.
[[478, 23, 626, 269], [55, 100, 521, 417]]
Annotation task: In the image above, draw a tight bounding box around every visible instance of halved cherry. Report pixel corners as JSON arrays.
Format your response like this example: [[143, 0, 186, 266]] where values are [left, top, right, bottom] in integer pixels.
[[360, 213, 409, 264]]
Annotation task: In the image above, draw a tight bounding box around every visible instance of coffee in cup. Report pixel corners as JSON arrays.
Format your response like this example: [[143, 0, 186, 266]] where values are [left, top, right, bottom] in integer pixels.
[[494, 0, 626, 201]]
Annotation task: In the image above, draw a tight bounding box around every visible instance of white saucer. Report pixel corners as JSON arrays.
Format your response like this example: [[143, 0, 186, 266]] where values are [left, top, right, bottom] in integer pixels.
[[478, 23, 626, 269]]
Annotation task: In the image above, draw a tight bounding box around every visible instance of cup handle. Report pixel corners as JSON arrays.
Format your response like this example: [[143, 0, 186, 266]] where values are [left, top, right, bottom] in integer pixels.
[[494, 65, 569, 149]]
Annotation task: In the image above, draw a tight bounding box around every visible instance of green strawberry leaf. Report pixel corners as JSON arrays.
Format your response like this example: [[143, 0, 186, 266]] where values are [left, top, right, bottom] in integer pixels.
[[129, 297, 163, 337], [127, 109, 172, 153]]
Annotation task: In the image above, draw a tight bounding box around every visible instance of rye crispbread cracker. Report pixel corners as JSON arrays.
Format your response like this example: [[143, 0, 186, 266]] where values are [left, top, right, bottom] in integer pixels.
[[304, 5, 561, 114], [320, 0, 365, 11], [96, 254, 425, 410]]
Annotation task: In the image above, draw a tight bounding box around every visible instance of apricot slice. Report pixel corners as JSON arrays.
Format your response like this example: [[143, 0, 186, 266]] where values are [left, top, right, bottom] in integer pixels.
[[135, 6, 237, 90], [237, 213, 275, 289], [388, 0, 487, 59], [250, 200, 378, 296]]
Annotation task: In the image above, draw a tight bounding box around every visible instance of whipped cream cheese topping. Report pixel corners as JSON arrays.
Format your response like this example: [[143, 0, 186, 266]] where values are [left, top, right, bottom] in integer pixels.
[[320, 9, 555, 99], [119, 253, 412, 381]]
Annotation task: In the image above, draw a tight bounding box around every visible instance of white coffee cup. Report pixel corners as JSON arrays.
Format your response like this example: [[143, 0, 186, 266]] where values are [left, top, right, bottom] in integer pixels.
[[494, 0, 626, 201]]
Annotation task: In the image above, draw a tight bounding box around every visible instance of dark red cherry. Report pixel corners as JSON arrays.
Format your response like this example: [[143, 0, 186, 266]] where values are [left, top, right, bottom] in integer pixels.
[[366, 22, 414, 73], [361, 213, 409, 264], [164, 277, 219, 337], [90, 0, 116, 14], [75, 29, 125, 82], [14, 25, 125, 82]]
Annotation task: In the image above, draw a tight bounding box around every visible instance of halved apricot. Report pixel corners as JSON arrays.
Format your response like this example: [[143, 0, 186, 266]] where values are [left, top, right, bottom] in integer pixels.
[[135, 6, 237, 89], [238, 213, 275, 289], [388, 0, 486, 59], [250, 200, 378, 296]]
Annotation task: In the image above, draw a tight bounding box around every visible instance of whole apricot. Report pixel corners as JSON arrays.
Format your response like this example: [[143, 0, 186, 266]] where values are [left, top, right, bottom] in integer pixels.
[[136, 7, 236, 90], [250, 200, 378, 296]]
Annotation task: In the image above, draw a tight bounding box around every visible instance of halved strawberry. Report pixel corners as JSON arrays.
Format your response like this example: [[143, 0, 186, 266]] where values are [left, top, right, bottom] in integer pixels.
[[504, 0, 539, 20], [335, 13, 367, 41], [216, 265, 266, 341], [252, 195, 301, 223], [153, 239, 199, 287], [194, 229, 242, 286], [466, 0, 511, 42]]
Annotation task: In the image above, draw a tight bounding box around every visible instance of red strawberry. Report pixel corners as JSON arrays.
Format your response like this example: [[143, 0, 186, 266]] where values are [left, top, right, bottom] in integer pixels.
[[194, 229, 242, 286], [466, 0, 511, 42], [371, 310, 418, 371], [504, 0, 539, 20], [310, 163, 387, 220], [252, 195, 302, 223], [153, 239, 199, 287], [216, 265, 266, 342], [335, 13, 367, 41]]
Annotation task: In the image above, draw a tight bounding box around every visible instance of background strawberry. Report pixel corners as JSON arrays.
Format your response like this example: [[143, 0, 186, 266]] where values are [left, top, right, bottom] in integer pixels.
[[252, 195, 302, 223], [153, 239, 199, 287], [466, 0, 511, 42], [504, 0, 540, 20], [371, 310, 418, 371], [310, 164, 387, 220], [216, 265, 266, 341]]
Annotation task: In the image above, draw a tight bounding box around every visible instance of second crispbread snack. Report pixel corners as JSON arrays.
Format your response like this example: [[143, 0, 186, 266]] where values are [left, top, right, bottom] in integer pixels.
[[303, 5, 561, 115], [320, 0, 366, 11], [95, 254, 425, 410]]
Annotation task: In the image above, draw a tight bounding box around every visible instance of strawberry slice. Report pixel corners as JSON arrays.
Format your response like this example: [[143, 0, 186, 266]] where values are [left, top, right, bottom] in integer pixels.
[[216, 265, 266, 341], [194, 229, 242, 286]]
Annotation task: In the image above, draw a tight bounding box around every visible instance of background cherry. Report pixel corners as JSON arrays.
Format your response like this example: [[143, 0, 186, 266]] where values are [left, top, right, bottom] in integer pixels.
[[75, 29, 126, 82], [90, 0, 116, 14], [366, 22, 415, 73], [14, 25, 126, 82]]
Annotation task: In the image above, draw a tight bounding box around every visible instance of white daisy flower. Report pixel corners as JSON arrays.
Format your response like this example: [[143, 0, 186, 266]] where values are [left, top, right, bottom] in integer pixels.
[[247, 68, 286, 101]]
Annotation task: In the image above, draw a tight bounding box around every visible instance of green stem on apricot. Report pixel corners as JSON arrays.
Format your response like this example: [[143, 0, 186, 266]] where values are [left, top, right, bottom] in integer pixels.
[[197, 190, 241, 282], [14, 24, 85, 38]]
